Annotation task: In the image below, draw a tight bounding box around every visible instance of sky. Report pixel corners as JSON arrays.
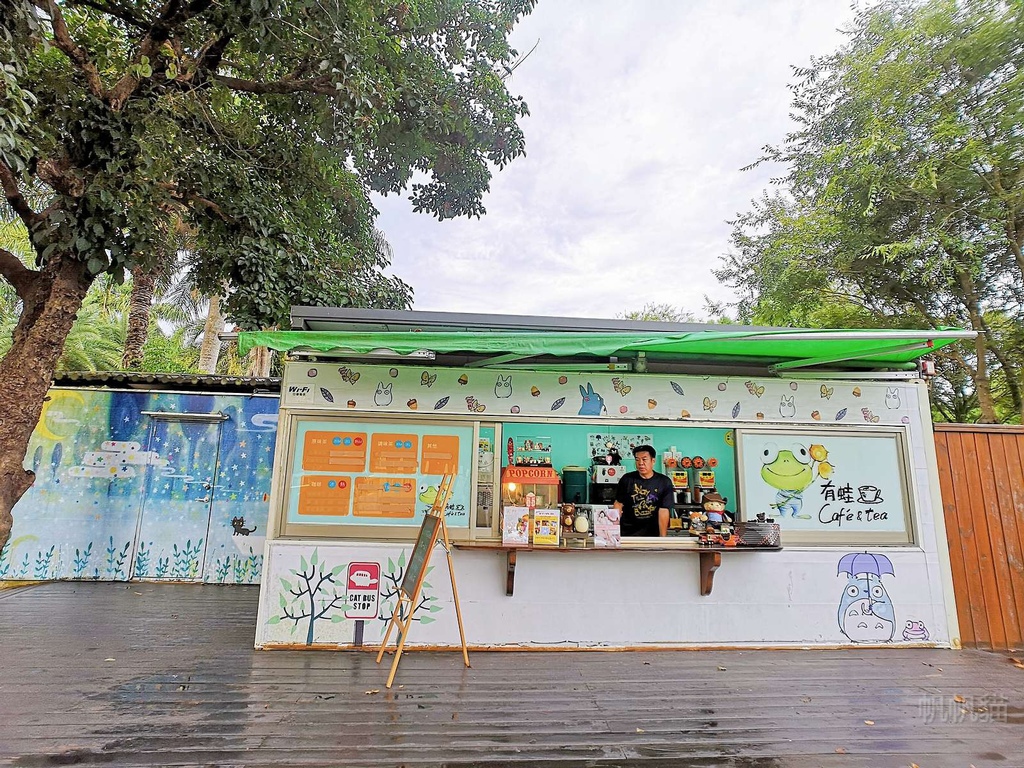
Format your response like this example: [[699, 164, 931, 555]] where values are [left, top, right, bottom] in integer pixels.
[[373, 0, 862, 321]]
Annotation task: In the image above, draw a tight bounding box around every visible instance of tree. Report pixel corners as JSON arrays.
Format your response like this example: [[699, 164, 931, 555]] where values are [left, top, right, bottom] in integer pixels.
[[717, 0, 1024, 423], [0, 0, 535, 553]]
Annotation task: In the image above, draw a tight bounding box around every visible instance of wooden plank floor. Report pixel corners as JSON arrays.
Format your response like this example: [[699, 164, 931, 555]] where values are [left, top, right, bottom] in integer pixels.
[[1, 582, 1023, 767]]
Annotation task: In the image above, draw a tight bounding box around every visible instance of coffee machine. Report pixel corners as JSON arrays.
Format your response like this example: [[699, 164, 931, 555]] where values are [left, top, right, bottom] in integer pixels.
[[589, 464, 622, 504]]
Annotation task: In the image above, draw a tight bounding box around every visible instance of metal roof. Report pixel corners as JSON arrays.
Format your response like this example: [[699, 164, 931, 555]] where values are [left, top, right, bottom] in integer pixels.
[[52, 370, 281, 394]]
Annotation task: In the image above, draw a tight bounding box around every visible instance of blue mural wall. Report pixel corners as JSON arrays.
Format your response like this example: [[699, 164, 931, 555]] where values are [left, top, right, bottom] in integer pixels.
[[0, 388, 279, 583]]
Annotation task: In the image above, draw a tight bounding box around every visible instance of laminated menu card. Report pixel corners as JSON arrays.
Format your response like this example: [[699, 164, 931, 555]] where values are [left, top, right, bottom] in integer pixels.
[[502, 506, 531, 546], [532, 508, 560, 546], [592, 505, 621, 548]]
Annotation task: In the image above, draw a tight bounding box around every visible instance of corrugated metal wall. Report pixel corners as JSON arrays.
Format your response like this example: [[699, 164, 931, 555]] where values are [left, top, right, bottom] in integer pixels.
[[935, 424, 1024, 651]]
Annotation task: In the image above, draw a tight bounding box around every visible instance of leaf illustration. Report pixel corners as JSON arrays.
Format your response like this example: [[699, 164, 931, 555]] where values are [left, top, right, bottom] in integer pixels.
[[551, 397, 565, 410], [732, 402, 740, 419], [319, 387, 334, 403], [671, 381, 685, 396], [836, 408, 848, 420], [398, 550, 406, 568], [267, 616, 281, 624], [434, 396, 450, 410], [419, 616, 436, 625]]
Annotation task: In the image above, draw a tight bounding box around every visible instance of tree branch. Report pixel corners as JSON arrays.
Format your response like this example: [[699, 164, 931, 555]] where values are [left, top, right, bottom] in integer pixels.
[[211, 73, 340, 96], [0, 248, 40, 302], [66, 0, 150, 28], [36, 0, 107, 99], [0, 160, 41, 230]]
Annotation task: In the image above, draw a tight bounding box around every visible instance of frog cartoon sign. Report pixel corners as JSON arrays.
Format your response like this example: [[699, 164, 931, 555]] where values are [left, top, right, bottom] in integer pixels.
[[739, 431, 910, 535]]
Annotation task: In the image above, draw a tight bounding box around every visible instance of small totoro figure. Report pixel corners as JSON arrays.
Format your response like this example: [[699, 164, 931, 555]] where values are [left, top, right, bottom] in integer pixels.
[[885, 387, 901, 409], [494, 374, 513, 398], [779, 395, 796, 418], [231, 517, 258, 536], [374, 382, 393, 406]]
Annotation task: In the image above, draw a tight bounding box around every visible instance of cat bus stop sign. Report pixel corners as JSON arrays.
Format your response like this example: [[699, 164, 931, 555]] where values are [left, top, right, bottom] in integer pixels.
[[345, 562, 381, 619]]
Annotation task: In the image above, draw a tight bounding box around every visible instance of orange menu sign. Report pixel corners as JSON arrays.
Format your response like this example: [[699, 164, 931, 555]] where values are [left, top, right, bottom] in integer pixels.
[[421, 435, 459, 475], [302, 431, 367, 472], [353, 477, 416, 518], [369, 434, 419, 474], [296, 475, 352, 516]]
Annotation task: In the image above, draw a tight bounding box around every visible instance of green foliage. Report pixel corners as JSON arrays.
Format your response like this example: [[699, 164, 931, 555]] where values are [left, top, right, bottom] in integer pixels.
[[2, 0, 535, 329], [719, 0, 1024, 422], [139, 325, 201, 374]]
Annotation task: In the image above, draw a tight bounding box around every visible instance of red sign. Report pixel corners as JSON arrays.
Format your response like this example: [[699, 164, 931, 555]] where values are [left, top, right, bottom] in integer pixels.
[[345, 562, 381, 619]]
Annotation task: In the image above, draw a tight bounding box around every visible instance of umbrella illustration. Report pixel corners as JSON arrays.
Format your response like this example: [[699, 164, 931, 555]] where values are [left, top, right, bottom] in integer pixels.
[[837, 551, 894, 577]]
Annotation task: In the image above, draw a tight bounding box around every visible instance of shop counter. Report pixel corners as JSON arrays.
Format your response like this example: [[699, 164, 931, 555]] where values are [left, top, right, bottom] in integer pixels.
[[454, 541, 783, 597]]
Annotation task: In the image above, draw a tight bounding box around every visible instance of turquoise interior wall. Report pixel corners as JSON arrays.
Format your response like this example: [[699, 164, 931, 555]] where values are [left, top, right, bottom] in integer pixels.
[[500, 422, 737, 506]]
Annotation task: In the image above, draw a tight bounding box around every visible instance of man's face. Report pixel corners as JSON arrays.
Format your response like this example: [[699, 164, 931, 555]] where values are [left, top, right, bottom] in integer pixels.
[[634, 451, 655, 478]]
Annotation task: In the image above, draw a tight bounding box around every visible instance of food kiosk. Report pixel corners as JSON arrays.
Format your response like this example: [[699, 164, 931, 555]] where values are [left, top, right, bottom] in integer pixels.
[[247, 309, 973, 650]]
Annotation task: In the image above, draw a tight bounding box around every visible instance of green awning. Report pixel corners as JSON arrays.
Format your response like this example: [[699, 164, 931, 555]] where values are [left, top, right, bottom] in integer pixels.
[[238, 327, 971, 372]]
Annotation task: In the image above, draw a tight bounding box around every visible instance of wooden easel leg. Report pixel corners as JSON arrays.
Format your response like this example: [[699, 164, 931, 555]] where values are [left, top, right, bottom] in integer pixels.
[[375, 597, 406, 664], [386, 582, 426, 689], [442, 520, 470, 668]]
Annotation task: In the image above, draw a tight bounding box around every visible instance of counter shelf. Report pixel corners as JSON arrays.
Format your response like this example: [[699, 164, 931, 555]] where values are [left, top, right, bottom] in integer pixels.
[[454, 541, 782, 597]]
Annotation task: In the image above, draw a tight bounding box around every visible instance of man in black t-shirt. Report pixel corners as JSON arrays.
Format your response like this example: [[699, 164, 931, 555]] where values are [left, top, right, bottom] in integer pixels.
[[613, 445, 675, 537]]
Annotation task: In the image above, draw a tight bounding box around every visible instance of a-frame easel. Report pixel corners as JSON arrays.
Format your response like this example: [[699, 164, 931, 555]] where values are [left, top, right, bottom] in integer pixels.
[[375, 470, 469, 688]]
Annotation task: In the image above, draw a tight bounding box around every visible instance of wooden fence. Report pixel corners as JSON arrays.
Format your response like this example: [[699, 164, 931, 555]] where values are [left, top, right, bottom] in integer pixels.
[[934, 424, 1024, 651]]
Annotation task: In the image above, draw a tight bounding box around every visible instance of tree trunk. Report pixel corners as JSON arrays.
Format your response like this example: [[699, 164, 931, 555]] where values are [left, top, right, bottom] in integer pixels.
[[971, 334, 998, 423], [245, 344, 273, 377], [197, 294, 223, 374], [121, 266, 157, 370], [0, 254, 93, 554]]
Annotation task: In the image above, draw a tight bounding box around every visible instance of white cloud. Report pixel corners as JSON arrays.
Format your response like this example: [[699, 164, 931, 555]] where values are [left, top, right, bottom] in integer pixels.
[[373, 0, 859, 320]]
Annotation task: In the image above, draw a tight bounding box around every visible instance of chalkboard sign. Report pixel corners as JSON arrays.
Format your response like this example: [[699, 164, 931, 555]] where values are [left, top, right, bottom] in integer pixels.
[[401, 514, 442, 595]]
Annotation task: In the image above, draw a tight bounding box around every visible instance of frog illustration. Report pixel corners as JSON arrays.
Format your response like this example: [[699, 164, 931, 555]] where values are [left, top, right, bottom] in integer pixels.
[[759, 442, 814, 518], [418, 484, 438, 504]]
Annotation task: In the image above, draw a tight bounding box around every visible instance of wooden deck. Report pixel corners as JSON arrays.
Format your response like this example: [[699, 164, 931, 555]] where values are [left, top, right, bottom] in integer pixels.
[[1, 582, 1022, 767]]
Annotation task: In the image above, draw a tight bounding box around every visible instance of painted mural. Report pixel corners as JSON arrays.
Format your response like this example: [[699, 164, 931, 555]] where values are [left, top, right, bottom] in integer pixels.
[[259, 541, 448, 647], [281, 364, 918, 428], [0, 388, 278, 584]]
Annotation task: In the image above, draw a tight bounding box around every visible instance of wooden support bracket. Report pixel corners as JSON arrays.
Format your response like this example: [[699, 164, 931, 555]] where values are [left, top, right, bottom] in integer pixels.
[[506, 549, 517, 596], [699, 551, 721, 596]]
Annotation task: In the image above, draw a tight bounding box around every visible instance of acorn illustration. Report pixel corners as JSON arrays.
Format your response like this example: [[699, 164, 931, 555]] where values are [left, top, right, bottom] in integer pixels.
[[458, 374, 469, 385], [407, 399, 418, 410], [347, 400, 356, 408], [648, 398, 657, 409], [531, 386, 541, 397]]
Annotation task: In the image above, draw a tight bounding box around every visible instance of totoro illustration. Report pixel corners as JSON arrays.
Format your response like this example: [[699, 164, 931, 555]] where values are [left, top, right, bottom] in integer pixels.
[[837, 552, 897, 643], [885, 387, 901, 409], [578, 383, 605, 416], [494, 374, 513, 399], [779, 395, 796, 418], [374, 382, 393, 406]]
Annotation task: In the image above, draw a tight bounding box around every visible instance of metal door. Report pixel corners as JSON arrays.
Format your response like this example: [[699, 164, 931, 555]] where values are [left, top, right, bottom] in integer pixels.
[[131, 412, 226, 580]]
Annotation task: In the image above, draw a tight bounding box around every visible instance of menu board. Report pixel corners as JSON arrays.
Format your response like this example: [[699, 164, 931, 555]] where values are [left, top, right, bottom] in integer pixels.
[[287, 418, 474, 528], [297, 475, 352, 516], [302, 431, 367, 472], [736, 428, 913, 543]]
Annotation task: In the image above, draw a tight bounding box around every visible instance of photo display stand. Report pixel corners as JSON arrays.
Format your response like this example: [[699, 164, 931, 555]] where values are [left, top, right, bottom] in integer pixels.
[[375, 471, 469, 688]]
